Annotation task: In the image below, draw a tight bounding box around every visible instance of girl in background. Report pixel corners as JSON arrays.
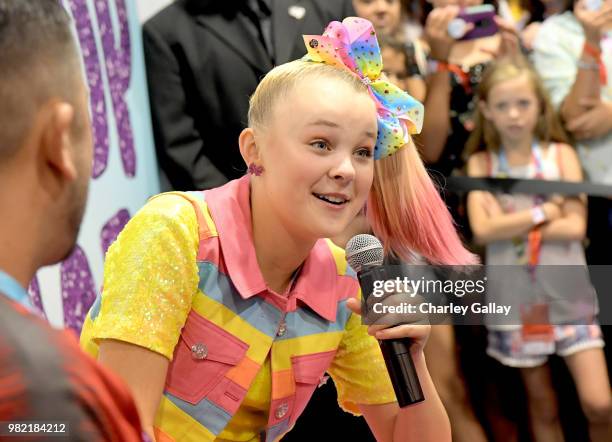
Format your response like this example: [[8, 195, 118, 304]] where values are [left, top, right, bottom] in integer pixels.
[[466, 56, 611, 442]]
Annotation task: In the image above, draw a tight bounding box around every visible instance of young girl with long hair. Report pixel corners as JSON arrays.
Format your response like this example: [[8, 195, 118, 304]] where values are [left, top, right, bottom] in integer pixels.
[[466, 56, 611, 442]]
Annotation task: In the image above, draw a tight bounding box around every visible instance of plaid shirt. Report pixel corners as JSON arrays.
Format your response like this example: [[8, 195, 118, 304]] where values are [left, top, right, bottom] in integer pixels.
[[0, 272, 144, 442]]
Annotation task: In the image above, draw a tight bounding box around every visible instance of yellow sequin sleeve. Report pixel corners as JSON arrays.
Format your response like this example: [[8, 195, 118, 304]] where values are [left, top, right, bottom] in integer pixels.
[[87, 193, 200, 360], [327, 308, 397, 415]]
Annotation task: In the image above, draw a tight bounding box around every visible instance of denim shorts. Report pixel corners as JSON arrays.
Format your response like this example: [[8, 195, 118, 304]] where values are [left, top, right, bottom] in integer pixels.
[[487, 323, 605, 368]]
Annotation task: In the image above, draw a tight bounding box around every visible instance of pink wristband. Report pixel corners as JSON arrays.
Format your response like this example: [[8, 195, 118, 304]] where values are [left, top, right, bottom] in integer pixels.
[[531, 206, 547, 226]]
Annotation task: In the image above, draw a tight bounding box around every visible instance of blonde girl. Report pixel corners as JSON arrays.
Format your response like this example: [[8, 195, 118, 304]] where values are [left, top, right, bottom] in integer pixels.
[[467, 56, 611, 442], [81, 18, 475, 442]]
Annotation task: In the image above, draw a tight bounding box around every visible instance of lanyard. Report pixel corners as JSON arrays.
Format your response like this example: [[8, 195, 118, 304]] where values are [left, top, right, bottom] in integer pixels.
[[448, 64, 472, 95], [0, 269, 34, 310], [497, 141, 544, 180], [497, 142, 545, 270], [583, 40, 608, 86]]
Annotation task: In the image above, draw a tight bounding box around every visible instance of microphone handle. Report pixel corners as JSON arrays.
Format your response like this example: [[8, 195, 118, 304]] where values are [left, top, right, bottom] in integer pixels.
[[379, 338, 425, 407], [356, 265, 424, 406]]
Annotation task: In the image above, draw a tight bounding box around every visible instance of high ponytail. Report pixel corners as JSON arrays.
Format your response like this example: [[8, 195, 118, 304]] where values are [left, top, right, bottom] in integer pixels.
[[368, 140, 479, 265]]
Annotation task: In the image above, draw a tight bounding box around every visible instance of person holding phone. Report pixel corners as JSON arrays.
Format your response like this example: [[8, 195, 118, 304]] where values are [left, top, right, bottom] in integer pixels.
[[421, 1, 521, 173], [532, 0, 612, 267], [416, 2, 523, 442]]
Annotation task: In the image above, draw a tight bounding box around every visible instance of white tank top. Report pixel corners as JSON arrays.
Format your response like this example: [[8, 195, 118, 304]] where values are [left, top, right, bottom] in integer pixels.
[[484, 143, 597, 328]]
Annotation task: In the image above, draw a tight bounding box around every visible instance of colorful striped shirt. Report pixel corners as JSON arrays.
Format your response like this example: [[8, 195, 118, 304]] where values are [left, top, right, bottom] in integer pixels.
[[81, 175, 395, 441]]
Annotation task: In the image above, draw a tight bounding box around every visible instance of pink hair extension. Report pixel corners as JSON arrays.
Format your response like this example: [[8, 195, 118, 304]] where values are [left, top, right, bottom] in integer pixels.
[[368, 141, 479, 265]]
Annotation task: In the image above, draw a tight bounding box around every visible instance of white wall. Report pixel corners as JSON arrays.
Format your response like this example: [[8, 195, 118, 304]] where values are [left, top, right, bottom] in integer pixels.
[[136, 0, 171, 22]]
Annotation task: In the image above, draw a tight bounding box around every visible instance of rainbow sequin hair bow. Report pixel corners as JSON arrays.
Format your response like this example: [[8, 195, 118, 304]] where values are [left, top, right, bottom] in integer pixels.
[[302, 17, 424, 160]]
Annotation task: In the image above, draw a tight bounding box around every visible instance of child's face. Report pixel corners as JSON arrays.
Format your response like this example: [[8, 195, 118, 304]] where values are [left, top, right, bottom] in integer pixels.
[[481, 73, 541, 145], [257, 76, 377, 241], [353, 0, 402, 35], [381, 46, 409, 91]]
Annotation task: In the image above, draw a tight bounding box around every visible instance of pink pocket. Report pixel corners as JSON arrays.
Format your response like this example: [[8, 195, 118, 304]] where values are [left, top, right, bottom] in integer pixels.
[[165, 310, 248, 405], [291, 350, 336, 422]]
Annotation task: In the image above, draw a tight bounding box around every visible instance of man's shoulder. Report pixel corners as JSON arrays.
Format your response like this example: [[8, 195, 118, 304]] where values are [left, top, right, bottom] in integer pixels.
[[0, 295, 86, 371], [143, 0, 194, 36], [0, 296, 142, 440], [144, 0, 354, 37], [0, 296, 86, 410]]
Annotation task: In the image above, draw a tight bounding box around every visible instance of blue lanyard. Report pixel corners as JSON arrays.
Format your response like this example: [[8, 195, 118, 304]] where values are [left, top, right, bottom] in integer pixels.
[[498, 141, 545, 205], [498, 142, 547, 273], [497, 141, 544, 178], [0, 269, 34, 310]]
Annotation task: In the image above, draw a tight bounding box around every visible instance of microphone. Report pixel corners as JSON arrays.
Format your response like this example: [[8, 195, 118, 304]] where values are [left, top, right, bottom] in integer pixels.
[[346, 234, 425, 407]]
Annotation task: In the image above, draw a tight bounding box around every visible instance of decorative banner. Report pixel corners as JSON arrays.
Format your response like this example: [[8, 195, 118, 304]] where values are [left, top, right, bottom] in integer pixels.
[[30, 0, 160, 332]]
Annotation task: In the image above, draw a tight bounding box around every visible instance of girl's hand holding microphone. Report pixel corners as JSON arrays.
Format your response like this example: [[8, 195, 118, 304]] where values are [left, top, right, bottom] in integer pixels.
[[346, 294, 431, 355]]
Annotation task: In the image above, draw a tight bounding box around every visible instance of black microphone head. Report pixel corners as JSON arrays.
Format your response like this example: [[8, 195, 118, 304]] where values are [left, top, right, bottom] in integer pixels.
[[345, 234, 384, 273]]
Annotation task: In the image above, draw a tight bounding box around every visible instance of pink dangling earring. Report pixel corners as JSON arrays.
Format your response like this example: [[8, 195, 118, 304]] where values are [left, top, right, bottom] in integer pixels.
[[248, 163, 264, 176]]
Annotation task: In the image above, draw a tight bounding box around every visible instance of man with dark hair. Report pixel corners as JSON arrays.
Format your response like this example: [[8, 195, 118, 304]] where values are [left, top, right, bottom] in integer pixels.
[[143, 0, 356, 191], [0, 1, 143, 439]]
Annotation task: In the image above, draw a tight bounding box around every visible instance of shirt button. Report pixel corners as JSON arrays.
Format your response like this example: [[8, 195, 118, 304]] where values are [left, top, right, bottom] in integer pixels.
[[276, 320, 287, 337], [275, 403, 289, 419], [191, 343, 208, 360]]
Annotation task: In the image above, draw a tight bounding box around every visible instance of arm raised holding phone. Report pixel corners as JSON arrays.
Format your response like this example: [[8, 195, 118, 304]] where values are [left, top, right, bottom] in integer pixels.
[[421, 3, 520, 166]]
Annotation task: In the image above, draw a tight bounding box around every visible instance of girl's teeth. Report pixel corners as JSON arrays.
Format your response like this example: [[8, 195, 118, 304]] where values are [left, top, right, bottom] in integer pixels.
[[315, 194, 346, 204]]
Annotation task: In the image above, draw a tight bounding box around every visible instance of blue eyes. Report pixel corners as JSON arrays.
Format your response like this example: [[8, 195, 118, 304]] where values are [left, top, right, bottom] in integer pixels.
[[495, 100, 532, 111], [496, 103, 508, 111], [356, 148, 373, 158], [310, 140, 373, 158], [311, 140, 329, 150]]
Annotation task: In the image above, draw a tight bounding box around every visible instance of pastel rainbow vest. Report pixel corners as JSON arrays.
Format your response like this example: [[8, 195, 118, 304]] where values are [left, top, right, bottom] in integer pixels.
[[151, 191, 358, 441]]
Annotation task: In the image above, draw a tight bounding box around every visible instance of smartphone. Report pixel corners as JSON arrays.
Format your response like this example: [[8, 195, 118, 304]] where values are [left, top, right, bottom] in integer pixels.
[[448, 4, 498, 41]]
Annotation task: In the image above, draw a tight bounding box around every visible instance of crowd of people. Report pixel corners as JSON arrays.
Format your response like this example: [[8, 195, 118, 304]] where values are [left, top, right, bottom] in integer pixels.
[[1, 0, 612, 441]]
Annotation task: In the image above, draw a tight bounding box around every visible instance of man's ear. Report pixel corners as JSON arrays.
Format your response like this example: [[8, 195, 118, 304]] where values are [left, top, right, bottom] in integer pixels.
[[41, 101, 77, 182], [238, 127, 262, 166], [478, 100, 492, 121]]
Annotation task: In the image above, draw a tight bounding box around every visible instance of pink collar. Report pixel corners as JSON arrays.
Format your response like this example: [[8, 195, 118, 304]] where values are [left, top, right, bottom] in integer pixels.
[[204, 176, 340, 321]]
